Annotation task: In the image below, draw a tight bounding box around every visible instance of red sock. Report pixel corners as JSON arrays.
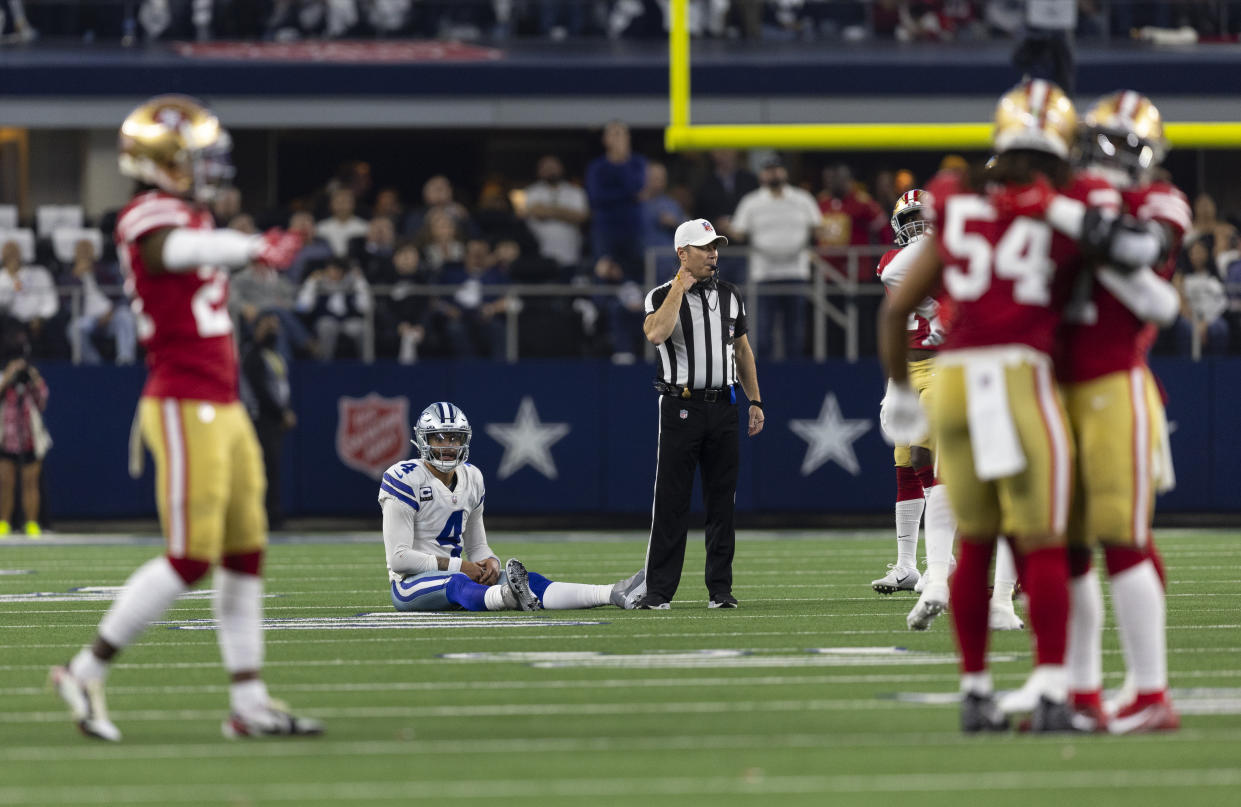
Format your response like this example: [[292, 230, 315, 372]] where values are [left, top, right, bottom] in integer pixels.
[[913, 464, 936, 489], [1130, 691, 1168, 709], [1022, 546, 1070, 666], [1072, 690, 1104, 710], [950, 539, 994, 674], [895, 465, 922, 502]]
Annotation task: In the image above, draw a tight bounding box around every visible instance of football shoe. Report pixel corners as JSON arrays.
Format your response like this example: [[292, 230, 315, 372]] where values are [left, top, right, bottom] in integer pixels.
[[872, 564, 920, 595], [988, 601, 1025, 631], [1109, 693, 1180, 735], [906, 580, 949, 631], [223, 700, 324, 739], [961, 692, 1009, 733], [610, 568, 647, 609], [49, 665, 121, 742], [504, 558, 542, 611]]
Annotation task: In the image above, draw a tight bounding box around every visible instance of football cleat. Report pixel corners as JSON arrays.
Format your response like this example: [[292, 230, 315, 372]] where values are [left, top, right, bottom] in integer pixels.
[[49, 665, 121, 742], [998, 676, 1041, 715], [222, 700, 323, 739], [504, 558, 542, 611], [1108, 694, 1180, 735], [708, 593, 739, 609], [988, 601, 1025, 631], [872, 564, 920, 595], [1068, 692, 1109, 733], [961, 692, 1009, 733], [906, 580, 949, 631], [1105, 672, 1138, 717], [1029, 696, 1081, 733], [610, 568, 647, 609]]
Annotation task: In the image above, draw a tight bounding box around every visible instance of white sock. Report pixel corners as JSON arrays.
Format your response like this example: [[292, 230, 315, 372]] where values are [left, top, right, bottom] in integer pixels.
[[540, 582, 612, 610], [1032, 664, 1068, 703], [97, 556, 189, 650], [1066, 571, 1104, 693], [69, 647, 110, 684], [991, 538, 1018, 604], [230, 678, 269, 715], [922, 485, 955, 584], [484, 585, 510, 611], [214, 568, 264, 673], [1110, 560, 1167, 692], [895, 498, 924, 569], [960, 671, 993, 696]]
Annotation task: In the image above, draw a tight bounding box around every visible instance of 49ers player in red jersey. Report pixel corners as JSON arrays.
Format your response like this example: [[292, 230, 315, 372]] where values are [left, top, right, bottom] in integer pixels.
[[874, 190, 1023, 634], [1049, 92, 1186, 733], [50, 95, 321, 742], [879, 79, 1166, 733]]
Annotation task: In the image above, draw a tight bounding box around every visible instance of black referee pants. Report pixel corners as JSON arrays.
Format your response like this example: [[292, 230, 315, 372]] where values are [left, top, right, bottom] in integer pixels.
[[645, 395, 740, 602]]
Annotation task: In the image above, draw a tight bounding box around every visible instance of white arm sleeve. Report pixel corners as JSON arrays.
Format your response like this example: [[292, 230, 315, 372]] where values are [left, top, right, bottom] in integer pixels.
[[162, 228, 261, 271], [381, 498, 440, 575], [1096, 267, 1181, 327], [461, 508, 496, 563], [878, 238, 931, 290], [1047, 196, 1164, 268], [1046, 195, 1087, 239], [914, 297, 939, 321]]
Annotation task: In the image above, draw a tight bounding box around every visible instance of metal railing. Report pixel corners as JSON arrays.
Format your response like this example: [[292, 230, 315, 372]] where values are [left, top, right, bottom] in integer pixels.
[[54, 254, 1236, 364]]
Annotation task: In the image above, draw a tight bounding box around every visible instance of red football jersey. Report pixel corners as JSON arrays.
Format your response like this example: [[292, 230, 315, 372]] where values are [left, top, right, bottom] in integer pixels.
[[1057, 178, 1189, 382], [928, 169, 1115, 356], [115, 191, 238, 403], [876, 246, 940, 352]]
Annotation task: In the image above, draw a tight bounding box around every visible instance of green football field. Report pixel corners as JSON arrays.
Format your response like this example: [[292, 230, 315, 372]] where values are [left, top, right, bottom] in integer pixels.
[[1, 529, 1239, 806]]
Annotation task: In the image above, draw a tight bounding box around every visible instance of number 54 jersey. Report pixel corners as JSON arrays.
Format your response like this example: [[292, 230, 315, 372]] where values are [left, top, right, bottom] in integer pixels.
[[115, 190, 238, 403], [378, 459, 488, 582], [927, 170, 1119, 354]]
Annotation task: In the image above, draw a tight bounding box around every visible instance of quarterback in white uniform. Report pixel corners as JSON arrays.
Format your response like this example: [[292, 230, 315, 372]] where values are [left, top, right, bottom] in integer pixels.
[[381, 402, 646, 612]]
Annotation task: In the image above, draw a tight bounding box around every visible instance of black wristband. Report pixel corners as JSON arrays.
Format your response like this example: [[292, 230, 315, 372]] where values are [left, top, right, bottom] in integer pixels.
[[750, 400, 763, 410]]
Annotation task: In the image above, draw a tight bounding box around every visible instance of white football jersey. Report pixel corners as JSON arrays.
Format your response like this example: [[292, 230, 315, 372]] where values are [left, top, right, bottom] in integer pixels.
[[378, 459, 494, 581]]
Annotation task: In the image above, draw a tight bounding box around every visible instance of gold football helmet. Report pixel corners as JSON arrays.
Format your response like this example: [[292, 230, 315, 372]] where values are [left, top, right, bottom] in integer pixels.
[[891, 189, 930, 247], [118, 94, 234, 202], [1080, 91, 1167, 189], [992, 79, 1077, 159]]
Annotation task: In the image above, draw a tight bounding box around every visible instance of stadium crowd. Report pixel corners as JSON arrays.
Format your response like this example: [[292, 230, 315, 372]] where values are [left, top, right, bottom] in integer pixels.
[[2, 133, 1239, 365], [2, 0, 1238, 44]]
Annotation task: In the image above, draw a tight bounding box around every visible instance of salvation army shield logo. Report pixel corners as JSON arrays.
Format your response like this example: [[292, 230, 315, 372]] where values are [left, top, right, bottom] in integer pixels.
[[336, 394, 410, 479]]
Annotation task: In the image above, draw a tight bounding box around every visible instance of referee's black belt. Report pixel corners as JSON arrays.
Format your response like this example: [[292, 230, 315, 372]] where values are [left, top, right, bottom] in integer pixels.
[[655, 383, 733, 403]]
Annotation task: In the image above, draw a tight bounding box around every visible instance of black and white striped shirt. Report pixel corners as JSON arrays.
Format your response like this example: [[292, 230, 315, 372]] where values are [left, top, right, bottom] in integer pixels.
[[643, 278, 747, 389]]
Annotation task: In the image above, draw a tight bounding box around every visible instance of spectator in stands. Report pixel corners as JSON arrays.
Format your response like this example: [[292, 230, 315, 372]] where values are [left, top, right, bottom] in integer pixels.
[[296, 257, 373, 360], [1175, 239, 1230, 356], [818, 163, 886, 269], [417, 208, 467, 271], [316, 188, 369, 258], [372, 187, 405, 226], [439, 238, 510, 358], [594, 254, 646, 364], [0, 239, 61, 359], [64, 238, 136, 366], [731, 156, 824, 360], [211, 186, 243, 228], [350, 215, 396, 281], [228, 213, 258, 234], [640, 161, 687, 253], [403, 174, 470, 238], [586, 120, 646, 278], [473, 182, 536, 252], [241, 313, 296, 531], [287, 210, 334, 284], [231, 263, 317, 361], [375, 241, 432, 364], [522, 155, 590, 270], [1186, 192, 1227, 256], [0, 319, 49, 538], [693, 149, 758, 240]]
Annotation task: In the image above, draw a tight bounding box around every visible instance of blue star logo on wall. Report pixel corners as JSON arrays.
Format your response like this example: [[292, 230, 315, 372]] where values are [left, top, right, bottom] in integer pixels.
[[788, 393, 873, 477], [484, 397, 571, 480]]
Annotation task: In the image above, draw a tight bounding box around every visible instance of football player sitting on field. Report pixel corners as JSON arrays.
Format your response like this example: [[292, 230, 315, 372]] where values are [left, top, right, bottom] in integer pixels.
[[381, 402, 646, 612]]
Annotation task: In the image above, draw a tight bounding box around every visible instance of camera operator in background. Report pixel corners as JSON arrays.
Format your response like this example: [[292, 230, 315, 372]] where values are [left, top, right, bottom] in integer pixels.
[[0, 320, 50, 538]]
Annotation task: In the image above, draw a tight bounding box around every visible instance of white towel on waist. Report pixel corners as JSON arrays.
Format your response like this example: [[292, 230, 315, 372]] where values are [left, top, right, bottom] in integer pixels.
[[965, 359, 1027, 480], [1151, 397, 1176, 494]]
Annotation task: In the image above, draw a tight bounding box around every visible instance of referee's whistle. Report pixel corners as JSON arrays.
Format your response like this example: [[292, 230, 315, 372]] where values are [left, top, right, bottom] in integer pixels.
[[681, 387, 691, 399]]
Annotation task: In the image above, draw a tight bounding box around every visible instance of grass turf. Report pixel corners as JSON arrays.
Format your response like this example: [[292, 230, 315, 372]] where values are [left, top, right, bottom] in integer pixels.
[[1, 529, 1239, 806]]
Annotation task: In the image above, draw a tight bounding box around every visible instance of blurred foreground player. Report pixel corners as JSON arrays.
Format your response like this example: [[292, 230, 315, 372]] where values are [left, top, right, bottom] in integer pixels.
[[879, 79, 1165, 732], [381, 402, 647, 612], [51, 95, 318, 741]]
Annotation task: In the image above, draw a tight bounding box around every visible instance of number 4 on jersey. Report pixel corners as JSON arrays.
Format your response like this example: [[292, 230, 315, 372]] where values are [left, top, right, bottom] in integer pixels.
[[435, 510, 464, 558]]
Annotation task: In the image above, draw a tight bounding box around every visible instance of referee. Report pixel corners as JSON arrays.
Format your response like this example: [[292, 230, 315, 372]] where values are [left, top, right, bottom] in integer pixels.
[[634, 218, 764, 610]]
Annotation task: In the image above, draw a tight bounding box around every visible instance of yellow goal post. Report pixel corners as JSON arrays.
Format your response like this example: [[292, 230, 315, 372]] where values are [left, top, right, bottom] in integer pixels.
[[664, 0, 1241, 152]]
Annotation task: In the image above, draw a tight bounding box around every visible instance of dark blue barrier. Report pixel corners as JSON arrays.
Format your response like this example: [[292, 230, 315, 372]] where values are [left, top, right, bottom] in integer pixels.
[[35, 358, 1241, 520]]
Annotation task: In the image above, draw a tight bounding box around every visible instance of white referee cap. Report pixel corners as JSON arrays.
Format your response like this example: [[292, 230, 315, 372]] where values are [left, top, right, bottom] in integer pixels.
[[674, 218, 729, 250]]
